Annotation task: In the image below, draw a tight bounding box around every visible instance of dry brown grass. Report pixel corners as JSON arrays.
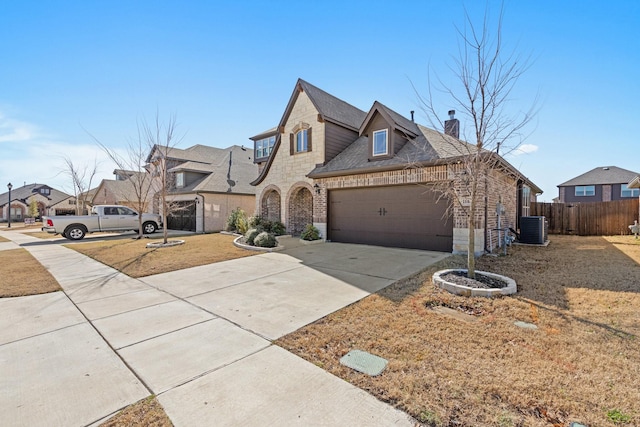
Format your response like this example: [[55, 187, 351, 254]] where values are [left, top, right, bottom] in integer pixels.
[[277, 235, 640, 427], [99, 396, 173, 427], [0, 248, 62, 297], [67, 233, 256, 277], [0, 235, 9, 242]]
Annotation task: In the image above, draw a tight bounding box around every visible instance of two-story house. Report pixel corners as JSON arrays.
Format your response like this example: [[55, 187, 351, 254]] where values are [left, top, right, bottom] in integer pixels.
[[250, 79, 540, 254], [145, 144, 257, 232], [557, 166, 640, 203]]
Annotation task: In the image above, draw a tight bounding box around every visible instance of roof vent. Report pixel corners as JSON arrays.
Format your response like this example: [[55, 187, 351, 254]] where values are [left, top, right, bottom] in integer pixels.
[[603, 167, 610, 170]]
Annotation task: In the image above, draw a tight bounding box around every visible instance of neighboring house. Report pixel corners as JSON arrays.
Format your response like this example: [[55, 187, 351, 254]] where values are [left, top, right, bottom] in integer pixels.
[[251, 79, 541, 253], [145, 144, 257, 232], [0, 183, 75, 222], [90, 170, 153, 212], [557, 166, 640, 203]]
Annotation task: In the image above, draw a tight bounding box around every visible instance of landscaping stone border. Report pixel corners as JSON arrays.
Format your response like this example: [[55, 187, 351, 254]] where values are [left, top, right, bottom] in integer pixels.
[[432, 269, 517, 297], [146, 239, 185, 249], [233, 236, 285, 252]]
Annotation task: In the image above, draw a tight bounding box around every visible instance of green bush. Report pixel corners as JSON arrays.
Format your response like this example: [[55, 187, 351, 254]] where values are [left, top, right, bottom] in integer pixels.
[[226, 208, 248, 234], [244, 228, 261, 246], [247, 216, 286, 236], [254, 231, 278, 248], [300, 224, 320, 241], [270, 220, 286, 236]]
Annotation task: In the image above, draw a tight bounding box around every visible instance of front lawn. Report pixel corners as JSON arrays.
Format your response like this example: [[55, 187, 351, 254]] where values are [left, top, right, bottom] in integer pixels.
[[67, 233, 256, 277], [0, 248, 62, 297], [277, 235, 640, 426]]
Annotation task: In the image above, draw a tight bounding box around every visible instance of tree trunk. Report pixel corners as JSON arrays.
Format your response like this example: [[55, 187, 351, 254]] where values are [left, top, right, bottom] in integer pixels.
[[467, 200, 476, 280]]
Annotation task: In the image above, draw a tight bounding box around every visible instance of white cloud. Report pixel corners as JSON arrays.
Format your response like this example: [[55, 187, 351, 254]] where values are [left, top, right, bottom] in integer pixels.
[[513, 144, 539, 156], [0, 113, 37, 143]]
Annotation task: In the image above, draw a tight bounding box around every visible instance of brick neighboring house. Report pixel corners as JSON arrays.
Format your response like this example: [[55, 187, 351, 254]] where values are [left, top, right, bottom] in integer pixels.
[[0, 183, 75, 222], [557, 166, 640, 203], [251, 79, 541, 253], [145, 144, 257, 233]]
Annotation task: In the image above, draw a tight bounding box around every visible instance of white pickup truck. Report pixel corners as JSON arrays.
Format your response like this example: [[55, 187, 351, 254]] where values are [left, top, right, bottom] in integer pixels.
[[42, 205, 163, 240]]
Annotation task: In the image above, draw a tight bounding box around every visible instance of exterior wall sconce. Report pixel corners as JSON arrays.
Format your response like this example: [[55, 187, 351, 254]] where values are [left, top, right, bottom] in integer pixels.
[[314, 183, 320, 194]]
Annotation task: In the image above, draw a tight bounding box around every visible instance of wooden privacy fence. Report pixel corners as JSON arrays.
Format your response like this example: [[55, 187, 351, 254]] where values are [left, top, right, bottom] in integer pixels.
[[531, 199, 639, 235]]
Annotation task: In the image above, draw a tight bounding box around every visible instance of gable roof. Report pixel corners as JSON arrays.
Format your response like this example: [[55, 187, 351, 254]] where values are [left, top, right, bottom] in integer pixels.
[[251, 79, 367, 186], [359, 101, 419, 138], [251, 79, 541, 194], [0, 183, 73, 206], [558, 166, 640, 187], [628, 176, 640, 189]]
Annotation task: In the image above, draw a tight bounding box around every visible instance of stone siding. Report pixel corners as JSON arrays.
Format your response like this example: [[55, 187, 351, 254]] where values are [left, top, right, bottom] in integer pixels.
[[255, 90, 325, 232]]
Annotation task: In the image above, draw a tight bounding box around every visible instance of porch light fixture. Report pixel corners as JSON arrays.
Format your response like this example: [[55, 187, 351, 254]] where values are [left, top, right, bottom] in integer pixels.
[[314, 183, 320, 194], [6, 182, 12, 228]]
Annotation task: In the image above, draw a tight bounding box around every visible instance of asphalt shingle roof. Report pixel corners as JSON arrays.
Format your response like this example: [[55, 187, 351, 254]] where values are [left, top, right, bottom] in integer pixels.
[[169, 145, 257, 195], [299, 79, 367, 130], [558, 166, 640, 187], [0, 183, 72, 206]]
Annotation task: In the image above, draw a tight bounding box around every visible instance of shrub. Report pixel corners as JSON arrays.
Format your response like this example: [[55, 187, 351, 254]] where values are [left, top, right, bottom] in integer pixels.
[[244, 228, 261, 246], [248, 216, 264, 229], [226, 208, 248, 233], [254, 231, 278, 248], [270, 220, 286, 236], [300, 224, 320, 241], [236, 215, 249, 235]]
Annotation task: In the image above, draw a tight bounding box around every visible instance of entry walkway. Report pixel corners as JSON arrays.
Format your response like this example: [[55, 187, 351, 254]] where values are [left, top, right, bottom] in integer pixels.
[[0, 231, 448, 426]]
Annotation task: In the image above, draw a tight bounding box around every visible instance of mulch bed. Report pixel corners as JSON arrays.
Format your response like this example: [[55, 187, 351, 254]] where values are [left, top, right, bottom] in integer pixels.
[[440, 270, 507, 289]]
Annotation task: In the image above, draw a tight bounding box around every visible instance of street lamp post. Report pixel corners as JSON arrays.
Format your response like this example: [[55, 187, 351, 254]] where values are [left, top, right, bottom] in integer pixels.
[[7, 182, 12, 228]]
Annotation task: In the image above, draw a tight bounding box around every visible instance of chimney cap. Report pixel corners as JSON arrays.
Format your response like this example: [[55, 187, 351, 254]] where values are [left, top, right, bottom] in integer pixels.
[[448, 110, 455, 119]]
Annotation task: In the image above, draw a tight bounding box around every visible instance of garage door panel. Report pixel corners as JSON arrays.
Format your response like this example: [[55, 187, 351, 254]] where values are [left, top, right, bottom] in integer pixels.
[[329, 186, 452, 251]]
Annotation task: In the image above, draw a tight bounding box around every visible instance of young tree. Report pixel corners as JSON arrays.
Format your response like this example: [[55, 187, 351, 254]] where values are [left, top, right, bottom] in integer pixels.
[[416, 5, 537, 278], [90, 123, 157, 239], [62, 157, 99, 215], [143, 114, 183, 244], [28, 198, 39, 219]]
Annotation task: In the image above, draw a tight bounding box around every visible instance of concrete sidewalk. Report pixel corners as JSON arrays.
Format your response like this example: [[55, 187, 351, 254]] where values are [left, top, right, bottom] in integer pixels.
[[1, 231, 446, 426]]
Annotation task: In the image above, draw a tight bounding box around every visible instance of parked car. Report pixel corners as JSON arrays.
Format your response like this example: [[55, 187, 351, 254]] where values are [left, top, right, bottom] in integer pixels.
[[42, 205, 162, 240]]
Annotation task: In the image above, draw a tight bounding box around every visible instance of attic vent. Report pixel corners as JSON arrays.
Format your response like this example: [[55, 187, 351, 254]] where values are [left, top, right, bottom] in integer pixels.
[[602, 167, 610, 170]]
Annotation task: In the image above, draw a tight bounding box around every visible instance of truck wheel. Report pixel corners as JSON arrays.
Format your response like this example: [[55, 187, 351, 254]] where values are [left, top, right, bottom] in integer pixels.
[[65, 226, 86, 240], [142, 222, 157, 234]]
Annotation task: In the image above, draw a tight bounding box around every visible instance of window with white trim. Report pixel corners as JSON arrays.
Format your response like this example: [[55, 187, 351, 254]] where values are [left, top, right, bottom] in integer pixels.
[[522, 186, 531, 217], [176, 172, 185, 188], [621, 184, 639, 198], [255, 136, 276, 159], [373, 129, 388, 156], [296, 129, 308, 153], [575, 185, 595, 196]]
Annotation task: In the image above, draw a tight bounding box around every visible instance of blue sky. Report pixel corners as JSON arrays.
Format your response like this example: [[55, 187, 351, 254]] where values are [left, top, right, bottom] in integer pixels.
[[1, 0, 638, 201]]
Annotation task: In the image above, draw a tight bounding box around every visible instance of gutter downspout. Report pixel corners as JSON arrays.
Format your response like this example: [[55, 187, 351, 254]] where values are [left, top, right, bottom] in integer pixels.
[[196, 192, 205, 233]]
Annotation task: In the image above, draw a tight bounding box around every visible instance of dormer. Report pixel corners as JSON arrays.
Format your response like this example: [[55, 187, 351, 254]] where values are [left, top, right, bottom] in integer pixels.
[[359, 102, 419, 162], [32, 185, 52, 196], [250, 128, 278, 164]]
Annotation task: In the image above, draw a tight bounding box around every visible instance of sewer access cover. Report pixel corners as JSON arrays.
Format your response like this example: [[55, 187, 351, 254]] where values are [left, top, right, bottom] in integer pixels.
[[339, 350, 388, 376]]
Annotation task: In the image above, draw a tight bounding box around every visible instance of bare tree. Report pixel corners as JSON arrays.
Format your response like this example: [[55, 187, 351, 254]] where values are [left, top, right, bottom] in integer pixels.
[[143, 113, 183, 244], [62, 157, 99, 215], [89, 123, 157, 239], [415, 5, 537, 278]]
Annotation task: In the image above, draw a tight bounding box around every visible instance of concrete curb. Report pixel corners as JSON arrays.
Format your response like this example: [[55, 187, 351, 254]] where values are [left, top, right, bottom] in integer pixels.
[[432, 269, 517, 297]]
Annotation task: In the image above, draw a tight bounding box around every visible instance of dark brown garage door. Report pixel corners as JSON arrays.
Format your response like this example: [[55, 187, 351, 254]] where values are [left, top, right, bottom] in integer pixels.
[[329, 185, 452, 251]]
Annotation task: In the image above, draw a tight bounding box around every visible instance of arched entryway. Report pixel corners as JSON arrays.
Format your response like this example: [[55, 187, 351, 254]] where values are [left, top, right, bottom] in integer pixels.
[[288, 185, 313, 236], [260, 186, 281, 222]]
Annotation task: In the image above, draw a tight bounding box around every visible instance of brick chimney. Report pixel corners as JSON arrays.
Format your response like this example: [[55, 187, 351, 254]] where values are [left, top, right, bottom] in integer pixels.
[[444, 110, 459, 138]]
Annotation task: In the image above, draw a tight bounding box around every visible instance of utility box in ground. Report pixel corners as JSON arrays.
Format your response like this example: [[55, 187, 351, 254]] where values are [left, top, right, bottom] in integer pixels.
[[520, 216, 548, 244]]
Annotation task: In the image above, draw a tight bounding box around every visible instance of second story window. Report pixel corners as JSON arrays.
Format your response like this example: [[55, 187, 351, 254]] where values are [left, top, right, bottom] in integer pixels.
[[176, 172, 185, 188], [575, 185, 595, 197], [40, 188, 50, 195], [256, 136, 276, 159], [296, 129, 308, 153], [373, 129, 388, 156]]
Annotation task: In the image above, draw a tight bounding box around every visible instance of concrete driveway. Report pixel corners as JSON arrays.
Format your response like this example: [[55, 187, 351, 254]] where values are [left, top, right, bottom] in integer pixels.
[[0, 231, 448, 426]]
